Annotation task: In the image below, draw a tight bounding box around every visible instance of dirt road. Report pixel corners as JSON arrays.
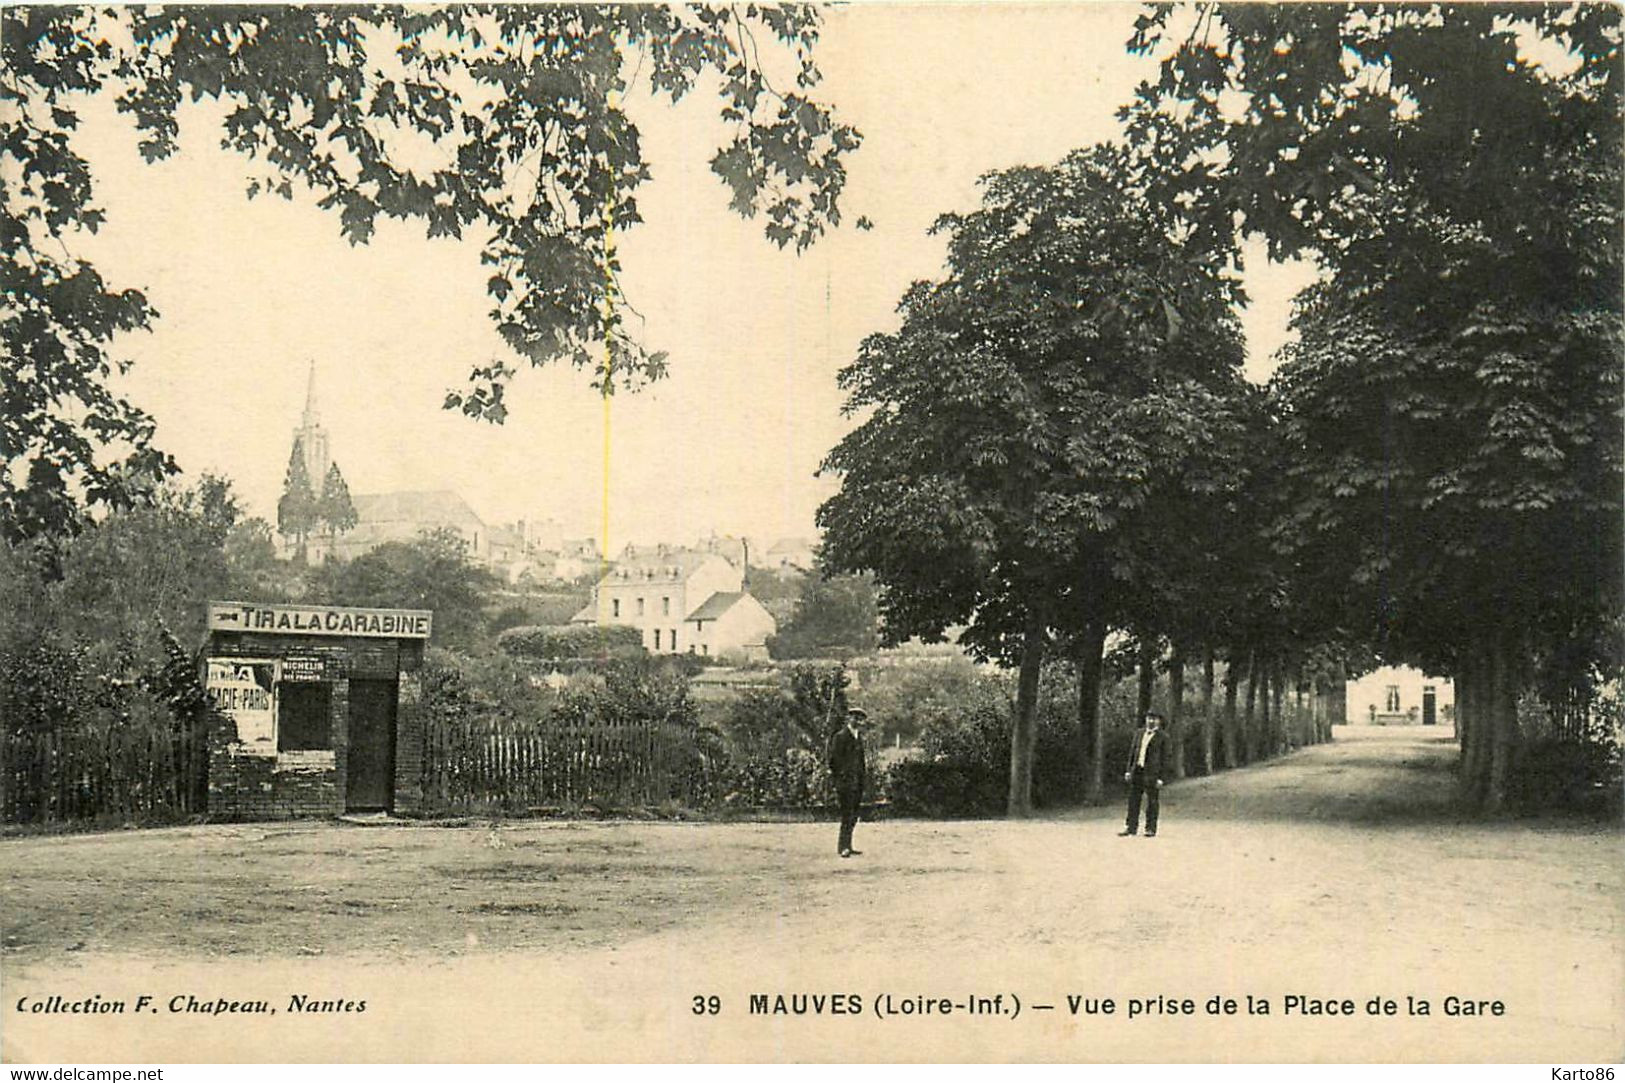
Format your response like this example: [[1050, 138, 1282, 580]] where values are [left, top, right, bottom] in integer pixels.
[[3, 725, 1619, 1062]]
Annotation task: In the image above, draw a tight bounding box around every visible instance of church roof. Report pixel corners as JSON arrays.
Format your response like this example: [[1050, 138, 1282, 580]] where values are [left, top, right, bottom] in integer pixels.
[[351, 490, 485, 528]]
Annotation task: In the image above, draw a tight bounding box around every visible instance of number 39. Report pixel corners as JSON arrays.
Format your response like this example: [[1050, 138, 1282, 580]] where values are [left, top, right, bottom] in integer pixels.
[[692, 995, 721, 1015]]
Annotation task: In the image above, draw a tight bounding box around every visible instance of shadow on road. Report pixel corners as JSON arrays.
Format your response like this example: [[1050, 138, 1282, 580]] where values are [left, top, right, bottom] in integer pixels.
[[1076, 724, 1545, 828]]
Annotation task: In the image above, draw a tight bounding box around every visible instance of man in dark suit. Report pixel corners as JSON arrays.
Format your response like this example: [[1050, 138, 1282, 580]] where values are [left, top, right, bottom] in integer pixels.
[[828, 707, 868, 857], [1119, 711, 1169, 837]]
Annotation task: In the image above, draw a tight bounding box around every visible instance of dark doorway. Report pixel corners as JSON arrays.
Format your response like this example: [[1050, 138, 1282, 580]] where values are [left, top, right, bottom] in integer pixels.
[[1422, 687, 1437, 726], [347, 679, 397, 811]]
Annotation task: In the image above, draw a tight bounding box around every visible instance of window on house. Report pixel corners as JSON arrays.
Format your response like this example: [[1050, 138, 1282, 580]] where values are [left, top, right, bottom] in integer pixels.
[[1385, 686, 1401, 712], [637, 597, 645, 616], [277, 683, 332, 751], [669, 629, 677, 651], [612, 598, 620, 618], [702, 644, 709, 656], [662, 596, 670, 616], [654, 629, 663, 650]]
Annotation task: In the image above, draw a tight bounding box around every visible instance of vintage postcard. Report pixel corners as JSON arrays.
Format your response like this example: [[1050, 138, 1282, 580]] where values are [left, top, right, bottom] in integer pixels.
[[2, 2, 1620, 1066]]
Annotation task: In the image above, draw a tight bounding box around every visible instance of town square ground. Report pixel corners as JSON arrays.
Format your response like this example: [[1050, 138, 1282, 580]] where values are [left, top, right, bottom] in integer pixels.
[[3, 726, 1619, 1062]]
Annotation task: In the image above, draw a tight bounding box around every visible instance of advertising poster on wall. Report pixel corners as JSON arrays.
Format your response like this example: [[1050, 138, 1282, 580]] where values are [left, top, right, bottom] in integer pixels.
[[204, 659, 280, 751]]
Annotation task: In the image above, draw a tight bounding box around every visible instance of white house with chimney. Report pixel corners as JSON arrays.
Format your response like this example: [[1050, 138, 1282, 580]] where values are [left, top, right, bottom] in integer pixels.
[[572, 544, 776, 660]]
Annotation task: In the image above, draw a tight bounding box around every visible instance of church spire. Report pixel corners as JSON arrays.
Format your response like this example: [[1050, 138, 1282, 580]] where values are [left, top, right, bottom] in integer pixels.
[[291, 360, 331, 502], [301, 359, 320, 427]]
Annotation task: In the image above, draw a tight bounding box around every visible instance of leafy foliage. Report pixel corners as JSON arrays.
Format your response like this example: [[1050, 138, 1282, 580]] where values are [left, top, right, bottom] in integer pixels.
[[3, 4, 859, 543], [1127, 4, 1623, 807], [818, 145, 1249, 812], [885, 694, 1077, 818], [766, 573, 878, 659], [496, 622, 645, 663], [309, 527, 500, 649], [1, 9, 173, 544], [819, 145, 1246, 663]]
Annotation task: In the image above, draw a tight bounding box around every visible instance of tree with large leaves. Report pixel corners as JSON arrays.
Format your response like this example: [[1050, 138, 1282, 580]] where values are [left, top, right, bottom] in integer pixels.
[[3, 5, 859, 542], [1128, 3, 1623, 808], [819, 145, 1246, 815]]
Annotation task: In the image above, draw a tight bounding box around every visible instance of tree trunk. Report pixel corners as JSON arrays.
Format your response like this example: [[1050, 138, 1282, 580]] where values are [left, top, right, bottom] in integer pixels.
[[1457, 655, 1472, 753], [1457, 652, 1481, 802], [1254, 653, 1267, 754], [1243, 652, 1260, 762], [1291, 668, 1305, 749], [1075, 620, 1107, 804], [1267, 656, 1280, 751], [1136, 638, 1157, 721], [1328, 658, 1347, 739], [1462, 650, 1488, 800], [1168, 646, 1187, 779], [1008, 616, 1046, 817], [1485, 631, 1523, 812], [1199, 648, 1216, 775], [1221, 654, 1240, 768]]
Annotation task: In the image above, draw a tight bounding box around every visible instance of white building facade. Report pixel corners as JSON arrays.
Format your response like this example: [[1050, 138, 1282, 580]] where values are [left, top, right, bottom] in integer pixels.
[[1346, 665, 1455, 726], [572, 545, 775, 658]]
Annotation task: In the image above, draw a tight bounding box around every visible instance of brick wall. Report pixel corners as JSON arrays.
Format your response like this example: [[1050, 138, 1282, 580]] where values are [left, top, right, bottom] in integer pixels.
[[393, 670, 424, 815], [207, 678, 345, 820], [205, 632, 426, 821]]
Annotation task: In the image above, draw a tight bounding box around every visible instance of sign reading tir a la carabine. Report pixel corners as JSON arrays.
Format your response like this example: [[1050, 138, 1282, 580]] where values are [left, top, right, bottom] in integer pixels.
[[207, 601, 433, 639]]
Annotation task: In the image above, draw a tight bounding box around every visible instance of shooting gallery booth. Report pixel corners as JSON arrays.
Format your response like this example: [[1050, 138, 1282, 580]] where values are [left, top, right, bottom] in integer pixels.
[[203, 601, 432, 820]]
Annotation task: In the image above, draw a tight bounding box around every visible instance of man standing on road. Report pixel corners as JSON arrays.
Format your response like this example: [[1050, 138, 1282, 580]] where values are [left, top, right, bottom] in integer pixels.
[[828, 707, 868, 858], [1120, 711, 1168, 838]]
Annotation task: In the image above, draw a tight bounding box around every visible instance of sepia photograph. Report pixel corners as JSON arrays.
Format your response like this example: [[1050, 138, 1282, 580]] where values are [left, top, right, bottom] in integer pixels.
[[2, 1, 1621, 1067]]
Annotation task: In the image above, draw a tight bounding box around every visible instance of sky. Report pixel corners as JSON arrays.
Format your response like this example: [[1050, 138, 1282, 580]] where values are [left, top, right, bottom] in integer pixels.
[[73, 3, 1316, 551]]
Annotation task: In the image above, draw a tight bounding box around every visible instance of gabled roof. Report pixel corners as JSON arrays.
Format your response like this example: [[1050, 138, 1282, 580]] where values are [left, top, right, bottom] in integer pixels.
[[685, 591, 747, 622], [351, 490, 485, 527], [604, 546, 726, 585]]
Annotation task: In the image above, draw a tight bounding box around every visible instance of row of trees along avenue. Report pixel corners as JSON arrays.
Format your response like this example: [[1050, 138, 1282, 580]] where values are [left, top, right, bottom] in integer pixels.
[[5, 6, 1619, 815], [820, 6, 1622, 814]]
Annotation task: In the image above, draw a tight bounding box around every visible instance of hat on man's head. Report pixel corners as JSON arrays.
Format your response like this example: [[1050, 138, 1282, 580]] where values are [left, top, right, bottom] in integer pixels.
[[1144, 711, 1165, 723], [846, 707, 868, 723]]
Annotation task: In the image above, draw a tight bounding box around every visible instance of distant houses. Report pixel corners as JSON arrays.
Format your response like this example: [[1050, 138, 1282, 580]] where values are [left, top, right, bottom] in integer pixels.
[[765, 536, 818, 571], [274, 365, 788, 641], [571, 543, 777, 661]]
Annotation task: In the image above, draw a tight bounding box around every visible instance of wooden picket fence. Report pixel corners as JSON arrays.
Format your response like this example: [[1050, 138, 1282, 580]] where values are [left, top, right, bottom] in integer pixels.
[[420, 714, 718, 813], [1, 705, 209, 825]]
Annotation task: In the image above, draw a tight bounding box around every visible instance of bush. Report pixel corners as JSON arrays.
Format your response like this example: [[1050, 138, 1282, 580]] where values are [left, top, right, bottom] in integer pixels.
[[849, 655, 989, 745], [1507, 738, 1620, 811], [422, 646, 554, 727], [886, 697, 1077, 817], [695, 663, 871, 808], [709, 748, 833, 808], [496, 623, 645, 663]]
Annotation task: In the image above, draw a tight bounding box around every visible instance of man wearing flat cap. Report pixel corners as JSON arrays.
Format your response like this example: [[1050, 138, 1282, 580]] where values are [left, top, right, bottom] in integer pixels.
[[828, 707, 869, 857]]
